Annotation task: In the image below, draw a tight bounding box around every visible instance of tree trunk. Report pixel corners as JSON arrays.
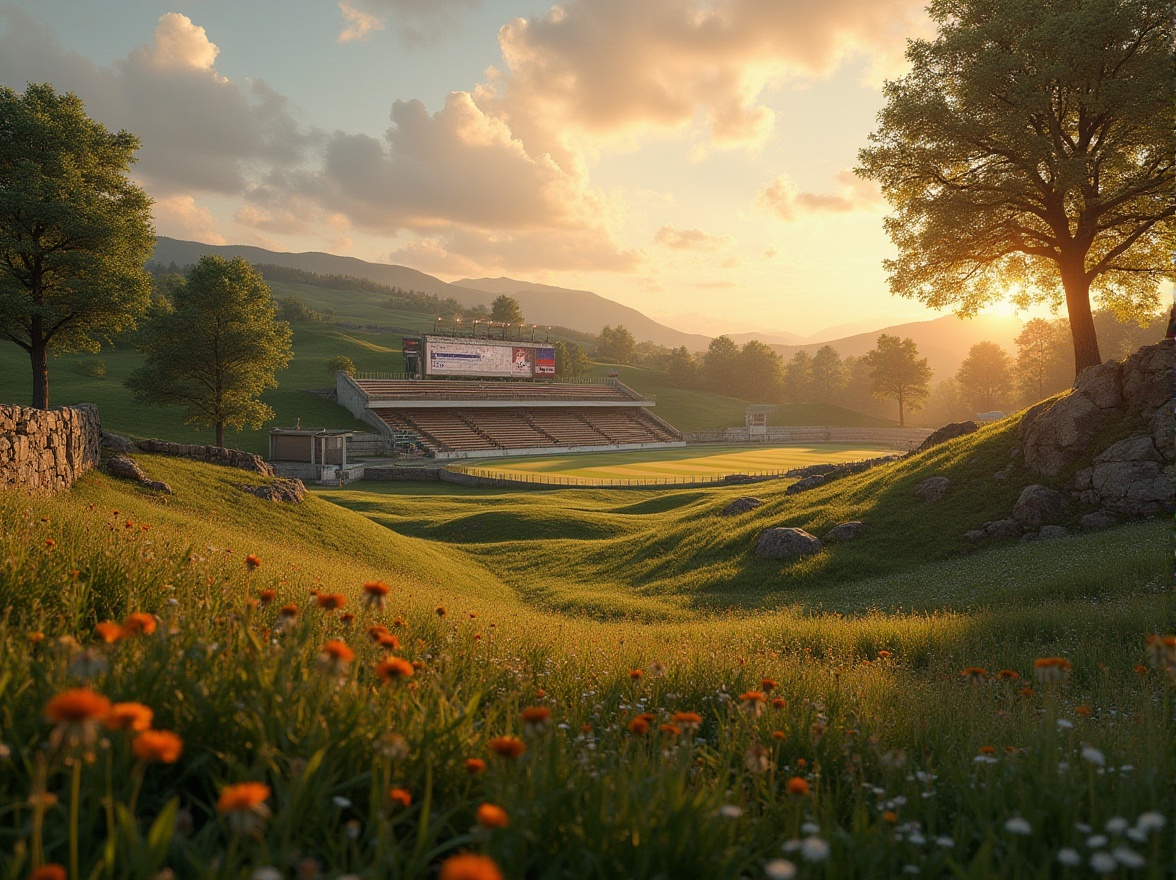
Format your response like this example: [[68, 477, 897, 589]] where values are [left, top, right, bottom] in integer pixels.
[[897, 389, 906, 427], [30, 338, 49, 410], [215, 421, 224, 449], [1060, 260, 1101, 379]]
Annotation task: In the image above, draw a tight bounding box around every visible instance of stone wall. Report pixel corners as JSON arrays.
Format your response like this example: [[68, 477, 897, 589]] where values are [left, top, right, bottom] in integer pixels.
[[0, 404, 101, 493]]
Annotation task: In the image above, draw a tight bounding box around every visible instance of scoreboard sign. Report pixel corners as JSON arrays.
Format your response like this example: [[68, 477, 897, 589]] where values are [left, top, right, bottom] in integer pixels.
[[424, 338, 549, 378]]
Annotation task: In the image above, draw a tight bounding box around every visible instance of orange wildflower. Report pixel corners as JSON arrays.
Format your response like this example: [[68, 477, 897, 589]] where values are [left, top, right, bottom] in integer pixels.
[[978, 746, 997, 755], [244, 554, 262, 571], [1019, 686, 1034, 698], [375, 657, 414, 682], [318, 640, 355, 678], [785, 777, 810, 796], [217, 781, 271, 812], [122, 613, 157, 636], [960, 667, 987, 684], [739, 691, 766, 716], [522, 706, 551, 735], [435, 605, 447, 618], [1134, 663, 1148, 675], [760, 678, 777, 692], [771, 730, 785, 741], [27, 631, 45, 644], [367, 624, 391, 641], [476, 802, 510, 828], [629, 669, 643, 680], [877, 650, 892, 659], [45, 688, 111, 725], [363, 580, 390, 610], [44, 538, 56, 549], [882, 810, 898, 824], [1075, 705, 1092, 718], [132, 729, 184, 763], [30, 865, 67, 880], [659, 722, 681, 736], [627, 716, 649, 735], [316, 593, 347, 611], [996, 669, 1020, 680], [438, 853, 504, 880], [389, 787, 412, 808], [671, 711, 702, 731], [1033, 657, 1072, 684], [217, 782, 271, 837], [258, 589, 276, 605], [771, 697, 787, 710], [377, 633, 402, 651], [105, 702, 154, 732], [488, 736, 526, 759], [95, 621, 126, 643], [465, 758, 487, 774], [339, 612, 356, 625]]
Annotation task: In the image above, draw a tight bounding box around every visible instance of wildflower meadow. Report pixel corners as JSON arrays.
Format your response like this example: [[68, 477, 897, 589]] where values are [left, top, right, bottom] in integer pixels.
[[0, 448, 1171, 879]]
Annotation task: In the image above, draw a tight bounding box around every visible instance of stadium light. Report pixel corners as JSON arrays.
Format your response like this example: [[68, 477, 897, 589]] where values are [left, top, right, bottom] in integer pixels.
[[530, 323, 536, 342]]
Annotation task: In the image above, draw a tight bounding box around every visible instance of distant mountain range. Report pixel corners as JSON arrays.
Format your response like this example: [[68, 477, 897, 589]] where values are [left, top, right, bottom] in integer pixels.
[[152, 238, 711, 351], [152, 237, 1023, 376]]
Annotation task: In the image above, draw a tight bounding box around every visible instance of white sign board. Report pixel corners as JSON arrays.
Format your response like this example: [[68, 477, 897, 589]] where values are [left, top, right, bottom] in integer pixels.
[[425, 339, 539, 378]]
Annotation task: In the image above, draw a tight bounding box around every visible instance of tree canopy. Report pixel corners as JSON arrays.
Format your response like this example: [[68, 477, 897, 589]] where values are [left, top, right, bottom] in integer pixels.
[[597, 325, 637, 365], [857, 0, 1174, 376], [489, 295, 524, 325], [127, 257, 292, 447], [863, 334, 932, 426], [0, 83, 154, 409], [956, 341, 1014, 412]]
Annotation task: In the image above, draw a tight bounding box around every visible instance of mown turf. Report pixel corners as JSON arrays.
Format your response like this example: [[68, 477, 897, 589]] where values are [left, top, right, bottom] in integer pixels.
[[461, 444, 902, 483]]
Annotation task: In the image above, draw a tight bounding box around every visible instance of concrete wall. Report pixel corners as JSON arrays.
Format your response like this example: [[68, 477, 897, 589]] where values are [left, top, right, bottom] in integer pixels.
[[0, 404, 101, 493], [336, 372, 370, 419]]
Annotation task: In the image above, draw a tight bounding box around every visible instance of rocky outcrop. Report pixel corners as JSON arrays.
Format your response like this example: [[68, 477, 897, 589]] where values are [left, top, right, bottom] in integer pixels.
[[913, 476, 951, 502], [105, 456, 172, 494], [0, 404, 101, 493], [721, 496, 763, 516], [754, 527, 822, 560], [134, 439, 273, 476], [100, 431, 135, 453], [1013, 341, 1174, 520], [240, 478, 306, 503], [823, 521, 866, 542], [912, 421, 978, 454], [785, 475, 825, 495], [1073, 435, 1170, 517], [1012, 485, 1069, 528]]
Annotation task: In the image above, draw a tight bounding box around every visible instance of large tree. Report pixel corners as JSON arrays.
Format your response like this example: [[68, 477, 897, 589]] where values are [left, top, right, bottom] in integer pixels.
[[863, 334, 932, 426], [956, 341, 1014, 411], [703, 335, 741, 396], [857, 0, 1174, 377], [489, 294, 524, 325], [1014, 317, 1072, 403], [809, 345, 847, 403], [0, 84, 154, 409], [127, 257, 293, 447]]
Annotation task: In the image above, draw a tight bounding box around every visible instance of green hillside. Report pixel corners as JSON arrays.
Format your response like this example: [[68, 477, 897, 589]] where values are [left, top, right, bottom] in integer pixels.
[[0, 423, 1168, 877]]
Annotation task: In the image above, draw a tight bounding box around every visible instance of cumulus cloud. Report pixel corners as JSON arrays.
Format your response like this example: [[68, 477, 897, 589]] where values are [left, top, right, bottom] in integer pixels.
[[341, 0, 479, 45], [479, 0, 928, 160], [387, 226, 641, 275], [654, 225, 732, 252], [0, 9, 314, 195], [758, 169, 883, 220], [152, 194, 226, 244], [338, 1, 385, 43]]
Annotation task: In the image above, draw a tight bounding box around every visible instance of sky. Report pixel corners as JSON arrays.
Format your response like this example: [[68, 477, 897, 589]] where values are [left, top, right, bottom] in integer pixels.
[[0, 0, 979, 339]]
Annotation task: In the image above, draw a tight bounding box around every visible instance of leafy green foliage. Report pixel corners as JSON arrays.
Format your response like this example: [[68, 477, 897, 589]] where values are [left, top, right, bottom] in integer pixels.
[[956, 341, 1014, 412], [0, 83, 154, 408], [127, 257, 293, 446], [857, 0, 1175, 373], [489, 294, 524, 325], [863, 335, 932, 426]]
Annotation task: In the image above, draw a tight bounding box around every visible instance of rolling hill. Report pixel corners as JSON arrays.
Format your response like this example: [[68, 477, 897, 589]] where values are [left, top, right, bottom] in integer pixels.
[[152, 238, 711, 350]]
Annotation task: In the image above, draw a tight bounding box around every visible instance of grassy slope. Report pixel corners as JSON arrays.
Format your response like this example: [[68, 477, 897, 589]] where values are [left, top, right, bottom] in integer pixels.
[[2, 432, 1170, 876], [321, 416, 1167, 621]]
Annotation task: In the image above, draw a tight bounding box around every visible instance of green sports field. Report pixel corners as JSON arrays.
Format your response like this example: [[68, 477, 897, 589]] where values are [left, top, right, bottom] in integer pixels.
[[457, 443, 901, 483]]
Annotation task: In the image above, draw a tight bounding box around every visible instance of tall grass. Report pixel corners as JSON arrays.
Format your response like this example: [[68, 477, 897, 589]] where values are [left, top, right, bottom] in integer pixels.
[[0, 452, 1171, 878]]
